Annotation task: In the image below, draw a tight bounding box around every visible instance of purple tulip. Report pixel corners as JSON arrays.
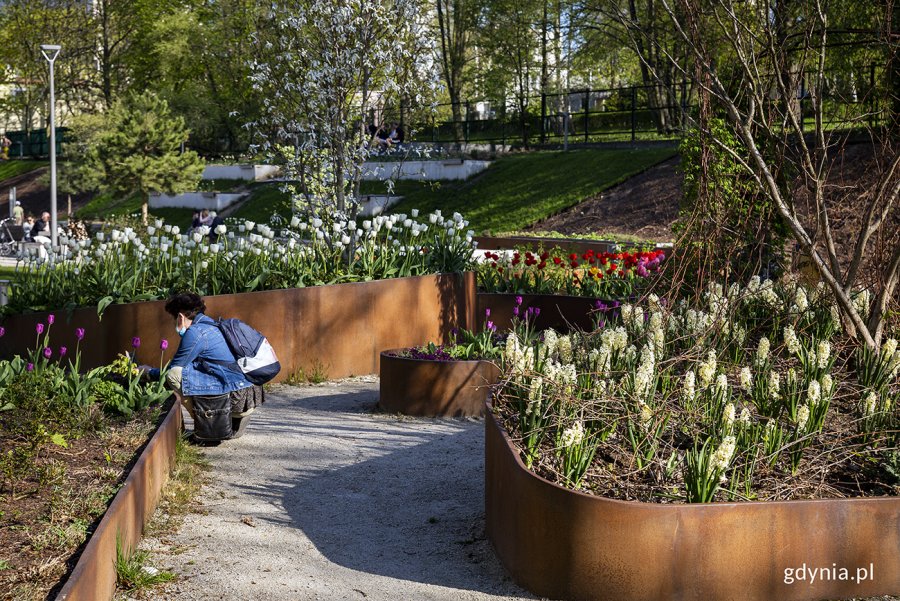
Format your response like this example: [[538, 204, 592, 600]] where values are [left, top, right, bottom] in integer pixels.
[[485, 308, 491, 318], [0, 326, 5, 338], [598, 319, 606, 329], [515, 296, 523, 306], [513, 306, 520, 317], [26, 362, 33, 372], [486, 321, 496, 332], [160, 339, 169, 351], [59, 346, 67, 358], [132, 337, 141, 349], [75, 328, 85, 341], [47, 314, 55, 325], [43, 347, 52, 359], [36, 323, 44, 335]]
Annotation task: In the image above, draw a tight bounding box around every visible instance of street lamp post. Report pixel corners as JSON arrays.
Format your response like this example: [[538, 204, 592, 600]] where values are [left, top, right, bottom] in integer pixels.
[[40, 44, 61, 249]]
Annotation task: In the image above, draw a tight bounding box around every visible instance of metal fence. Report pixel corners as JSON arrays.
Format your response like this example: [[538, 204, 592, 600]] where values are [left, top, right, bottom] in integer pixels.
[[396, 70, 888, 147], [5, 128, 67, 158]]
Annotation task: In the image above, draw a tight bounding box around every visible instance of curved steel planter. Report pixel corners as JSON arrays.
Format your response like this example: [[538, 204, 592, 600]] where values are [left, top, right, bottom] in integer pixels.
[[477, 292, 609, 333], [1, 273, 476, 383], [379, 350, 499, 417], [485, 407, 900, 601], [56, 399, 182, 601]]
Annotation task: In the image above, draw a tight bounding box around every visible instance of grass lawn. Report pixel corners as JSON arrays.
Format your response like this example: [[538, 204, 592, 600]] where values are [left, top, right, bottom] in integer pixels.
[[229, 183, 293, 223], [0, 159, 48, 182], [76, 191, 195, 227], [378, 148, 676, 233], [227, 148, 677, 233]]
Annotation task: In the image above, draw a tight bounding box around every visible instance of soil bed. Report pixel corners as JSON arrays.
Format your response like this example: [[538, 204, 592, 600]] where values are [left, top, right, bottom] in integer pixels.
[[0, 397, 174, 600]]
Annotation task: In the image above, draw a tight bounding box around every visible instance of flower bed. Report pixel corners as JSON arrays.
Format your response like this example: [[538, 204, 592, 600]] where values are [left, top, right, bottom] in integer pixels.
[[3, 210, 474, 315], [492, 278, 899, 501], [477, 247, 665, 298], [484, 403, 900, 601], [485, 277, 900, 599], [379, 323, 502, 416], [379, 350, 499, 417], [0, 322, 175, 599]]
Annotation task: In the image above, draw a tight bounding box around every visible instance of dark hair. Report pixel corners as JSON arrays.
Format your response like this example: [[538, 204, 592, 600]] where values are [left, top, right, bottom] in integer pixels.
[[165, 292, 206, 320]]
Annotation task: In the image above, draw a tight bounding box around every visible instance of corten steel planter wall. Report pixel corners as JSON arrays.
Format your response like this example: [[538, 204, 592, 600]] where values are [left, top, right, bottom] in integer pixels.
[[0, 273, 476, 382], [474, 235, 619, 255], [485, 408, 900, 601], [477, 293, 603, 333], [56, 399, 182, 601], [379, 350, 500, 416]]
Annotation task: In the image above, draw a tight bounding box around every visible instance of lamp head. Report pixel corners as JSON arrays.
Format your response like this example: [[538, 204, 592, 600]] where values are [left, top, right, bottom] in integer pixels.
[[40, 44, 61, 62]]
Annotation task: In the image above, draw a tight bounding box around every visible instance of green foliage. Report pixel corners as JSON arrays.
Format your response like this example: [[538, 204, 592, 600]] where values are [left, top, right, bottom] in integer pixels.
[[115, 536, 175, 592], [372, 149, 675, 234], [64, 91, 204, 220]]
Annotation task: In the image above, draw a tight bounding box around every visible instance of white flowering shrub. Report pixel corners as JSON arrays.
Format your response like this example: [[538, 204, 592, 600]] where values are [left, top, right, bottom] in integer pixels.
[[5, 211, 474, 314], [493, 277, 900, 502]]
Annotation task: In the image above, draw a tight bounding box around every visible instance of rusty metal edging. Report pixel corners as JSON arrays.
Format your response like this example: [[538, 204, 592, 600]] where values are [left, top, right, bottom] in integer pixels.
[[477, 292, 603, 333], [55, 399, 183, 601], [484, 405, 900, 601], [378, 350, 499, 417]]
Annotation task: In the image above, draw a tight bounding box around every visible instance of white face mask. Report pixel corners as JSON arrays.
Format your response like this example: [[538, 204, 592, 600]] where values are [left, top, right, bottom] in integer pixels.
[[175, 315, 187, 337]]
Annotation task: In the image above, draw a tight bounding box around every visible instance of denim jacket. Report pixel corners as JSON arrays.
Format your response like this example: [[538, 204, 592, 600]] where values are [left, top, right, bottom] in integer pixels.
[[151, 313, 251, 396]]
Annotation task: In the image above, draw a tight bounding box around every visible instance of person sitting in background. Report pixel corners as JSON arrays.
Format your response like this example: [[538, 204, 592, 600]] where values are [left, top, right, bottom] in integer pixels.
[[389, 122, 405, 146], [191, 211, 201, 230], [31, 211, 51, 241], [139, 292, 254, 425], [208, 213, 225, 243], [199, 209, 214, 227], [22, 215, 34, 240]]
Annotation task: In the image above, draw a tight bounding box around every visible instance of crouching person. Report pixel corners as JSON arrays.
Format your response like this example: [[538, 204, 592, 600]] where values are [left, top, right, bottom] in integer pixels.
[[140, 291, 264, 441]]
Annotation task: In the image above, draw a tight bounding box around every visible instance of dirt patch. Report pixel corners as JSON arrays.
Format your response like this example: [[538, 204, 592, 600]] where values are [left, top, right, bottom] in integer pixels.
[[0, 400, 171, 601], [0, 168, 93, 221], [526, 157, 681, 242]]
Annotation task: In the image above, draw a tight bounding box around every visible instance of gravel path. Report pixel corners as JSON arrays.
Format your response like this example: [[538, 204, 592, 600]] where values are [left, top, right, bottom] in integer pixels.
[[139, 378, 536, 601]]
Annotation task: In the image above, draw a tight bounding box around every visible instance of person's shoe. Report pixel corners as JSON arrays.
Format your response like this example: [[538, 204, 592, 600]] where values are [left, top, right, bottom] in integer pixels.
[[186, 433, 222, 446]]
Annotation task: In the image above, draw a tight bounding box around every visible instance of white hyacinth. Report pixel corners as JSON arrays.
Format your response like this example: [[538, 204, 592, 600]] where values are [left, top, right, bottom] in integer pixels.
[[711, 436, 736, 471], [796, 404, 810, 430], [862, 391, 878, 416], [768, 371, 781, 400], [698, 350, 717, 388], [755, 336, 770, 366], [722, 402, 735, 427], [560, 421, 585, 449], [739, 366, 752, 391], [816, 340, 831, 369], [784, 325, 801, 355], [682, 370, 696, 404], [807, 380, 821, 406], [738, 407, 751, 425], [557, 335, 573, 365]]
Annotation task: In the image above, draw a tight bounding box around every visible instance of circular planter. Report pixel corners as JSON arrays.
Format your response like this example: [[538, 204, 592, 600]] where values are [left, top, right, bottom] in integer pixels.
[[477, 292, 615, 333], [379, 350, 500, 417], [485, 405, 900, 601]]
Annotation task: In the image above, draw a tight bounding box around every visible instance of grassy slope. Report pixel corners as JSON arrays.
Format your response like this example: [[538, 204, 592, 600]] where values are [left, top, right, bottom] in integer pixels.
[[76, 191, 196, 227], [381, 148, 676, 233], [230, 148, 676, 232], [0, 160, 48, 182]]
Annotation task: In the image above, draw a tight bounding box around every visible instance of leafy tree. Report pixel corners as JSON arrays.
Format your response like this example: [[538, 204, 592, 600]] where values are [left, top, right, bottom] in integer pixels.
[[67, 91, 204, 223]]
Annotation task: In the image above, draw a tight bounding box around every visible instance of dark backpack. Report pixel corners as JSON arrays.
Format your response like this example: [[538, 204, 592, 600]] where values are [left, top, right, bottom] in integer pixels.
[[216, 318, 281, 385]]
